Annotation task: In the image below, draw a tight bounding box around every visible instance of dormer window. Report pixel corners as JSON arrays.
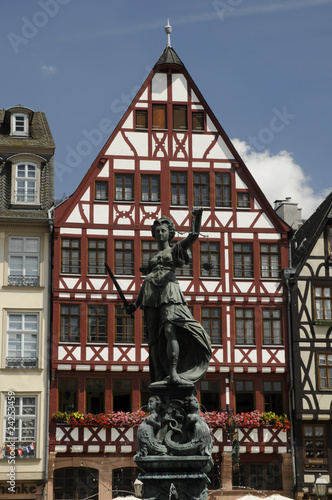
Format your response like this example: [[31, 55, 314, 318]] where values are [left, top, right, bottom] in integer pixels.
[[11, 113, 29, 136], [9, 159, 41, 206], [9, 154, 43, 207], [15, 163, 38, 204]]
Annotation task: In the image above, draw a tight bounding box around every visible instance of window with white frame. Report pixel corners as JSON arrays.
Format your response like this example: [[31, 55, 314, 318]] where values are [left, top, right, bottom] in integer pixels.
[[11, 113, 28, 136], [14, 163, 38, 204], [4, 396, 36, 459], [8, 236, 40, 286], [6, 313, 39, 368]]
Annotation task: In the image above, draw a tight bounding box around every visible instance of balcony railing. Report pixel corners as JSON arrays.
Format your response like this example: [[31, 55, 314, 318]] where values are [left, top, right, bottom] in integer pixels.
[[6, 357, 38, 369], [8, 275, 40, 287]]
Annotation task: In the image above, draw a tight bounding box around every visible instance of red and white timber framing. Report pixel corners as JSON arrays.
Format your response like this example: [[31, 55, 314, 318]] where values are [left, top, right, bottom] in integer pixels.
[[51, 48, 291, 447]]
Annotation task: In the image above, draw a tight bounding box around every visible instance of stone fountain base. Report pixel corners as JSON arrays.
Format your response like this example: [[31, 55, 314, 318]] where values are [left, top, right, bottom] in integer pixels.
[[134, 383, 213, 500]]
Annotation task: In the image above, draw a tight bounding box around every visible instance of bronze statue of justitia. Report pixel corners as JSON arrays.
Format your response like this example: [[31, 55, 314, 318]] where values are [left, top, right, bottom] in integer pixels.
[[127, 208, 211, 385]]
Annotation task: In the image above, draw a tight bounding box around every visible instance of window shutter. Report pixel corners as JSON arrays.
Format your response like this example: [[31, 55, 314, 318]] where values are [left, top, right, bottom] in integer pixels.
[[152, 105, 166, 129]]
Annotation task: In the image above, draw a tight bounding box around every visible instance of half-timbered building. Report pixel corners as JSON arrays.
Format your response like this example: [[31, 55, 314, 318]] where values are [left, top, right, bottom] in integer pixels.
[[0, 105, 55, 500], [287, 191, 332, 499], [49, 31, 292, 499]]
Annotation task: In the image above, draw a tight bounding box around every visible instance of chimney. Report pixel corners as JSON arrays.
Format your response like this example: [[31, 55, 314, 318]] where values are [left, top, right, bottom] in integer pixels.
[[274, 197, 303, 229]]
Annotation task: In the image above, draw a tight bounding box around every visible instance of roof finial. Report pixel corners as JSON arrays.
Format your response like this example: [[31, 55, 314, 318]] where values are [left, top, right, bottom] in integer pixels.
[[165, 19, 172, 48]]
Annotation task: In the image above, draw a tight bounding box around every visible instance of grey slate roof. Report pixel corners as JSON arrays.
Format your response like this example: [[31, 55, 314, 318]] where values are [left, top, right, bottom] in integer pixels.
[[155, 47, 184, 67], [291, 191, 332, 270], [0, 107, 55, 219]]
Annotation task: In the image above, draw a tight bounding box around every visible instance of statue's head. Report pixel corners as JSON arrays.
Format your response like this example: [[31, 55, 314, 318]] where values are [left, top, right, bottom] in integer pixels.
[[186, 395, 199, 412], [148, 395, 162, 412], [151, 216, 176, 243]]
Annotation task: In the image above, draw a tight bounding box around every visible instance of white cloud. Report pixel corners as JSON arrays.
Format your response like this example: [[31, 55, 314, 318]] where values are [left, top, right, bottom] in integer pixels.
[[232, 138, 330, 220], [41, 65, 57, 76]]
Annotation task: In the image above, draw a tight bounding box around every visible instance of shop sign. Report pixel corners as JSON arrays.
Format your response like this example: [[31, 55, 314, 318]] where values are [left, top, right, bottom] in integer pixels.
[[0, 482, 37, 496]]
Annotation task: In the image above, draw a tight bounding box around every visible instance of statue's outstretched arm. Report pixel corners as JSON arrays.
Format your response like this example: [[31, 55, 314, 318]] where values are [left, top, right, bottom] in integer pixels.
[[180, 208, 203, 250]]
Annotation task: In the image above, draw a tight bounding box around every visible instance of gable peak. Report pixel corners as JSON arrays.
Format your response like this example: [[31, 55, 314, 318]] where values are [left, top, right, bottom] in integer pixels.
[[154, 21, 184, 68]]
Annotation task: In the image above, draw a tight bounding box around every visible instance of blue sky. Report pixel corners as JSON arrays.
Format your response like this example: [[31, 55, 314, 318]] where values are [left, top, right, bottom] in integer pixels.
[[2, 0, 332, 218]]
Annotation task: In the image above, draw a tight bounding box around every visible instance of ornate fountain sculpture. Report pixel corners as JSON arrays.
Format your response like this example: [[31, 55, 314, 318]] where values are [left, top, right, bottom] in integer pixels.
[[125, 208, 214, 500]]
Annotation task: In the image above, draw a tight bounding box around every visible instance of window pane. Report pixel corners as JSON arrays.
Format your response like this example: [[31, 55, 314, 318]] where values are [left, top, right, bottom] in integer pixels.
[[215, 173, 231, 207], [61, 239, 81, 274], [25, 256, 38, 275], [237, 192, 250, 208], [115, 307, 134, 343], [315, 286, 332, 321], [141, 175, 160, 202], [4, 396, 37, 458], [233, 243, 253, 278], [60, 305, 80, 342], [88, 305, 107, 343], [200, 242, 220, 277], [15, 164, 37, 204], [95, 181, 108, 200], [202, 308, 222, 344], [194, 173, 210, 206], [236, 309, 255, 344], [171, 171, 187, 206], [192, 112, 204, 131], [115, 174, 134, 201]]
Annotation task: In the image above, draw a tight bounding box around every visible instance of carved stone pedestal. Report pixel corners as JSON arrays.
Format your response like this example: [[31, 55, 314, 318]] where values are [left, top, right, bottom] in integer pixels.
[[134, 383, 213, 500], [136, 471, 210, 500]]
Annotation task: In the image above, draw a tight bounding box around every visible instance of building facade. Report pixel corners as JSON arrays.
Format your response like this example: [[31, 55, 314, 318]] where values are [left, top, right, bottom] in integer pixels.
[[49, 41, 292, 499], [0, 105, 55, 500], [287, 192, 332, 500]]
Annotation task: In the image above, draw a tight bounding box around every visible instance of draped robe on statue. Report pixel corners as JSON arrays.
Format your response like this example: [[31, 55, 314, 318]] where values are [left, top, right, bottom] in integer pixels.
[[139, 241, 212, 384]]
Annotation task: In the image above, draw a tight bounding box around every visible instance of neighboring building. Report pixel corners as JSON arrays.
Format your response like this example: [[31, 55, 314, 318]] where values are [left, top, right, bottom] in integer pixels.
[[49, 34, 292, 499], [287, 191, 332, 500], [0, 106, 55, 499]]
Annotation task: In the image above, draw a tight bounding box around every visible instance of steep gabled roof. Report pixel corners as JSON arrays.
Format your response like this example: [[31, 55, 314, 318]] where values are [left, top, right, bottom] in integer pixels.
[[291, 191, 332, 270], [55, 43, 290, 236]]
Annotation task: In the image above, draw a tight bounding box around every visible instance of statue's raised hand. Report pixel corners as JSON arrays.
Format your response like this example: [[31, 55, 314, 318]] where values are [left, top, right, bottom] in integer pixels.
[[192, 207, 203, 217]]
